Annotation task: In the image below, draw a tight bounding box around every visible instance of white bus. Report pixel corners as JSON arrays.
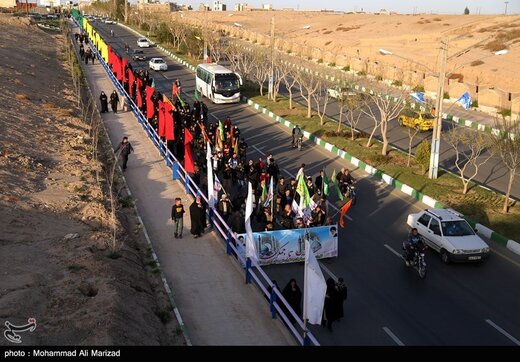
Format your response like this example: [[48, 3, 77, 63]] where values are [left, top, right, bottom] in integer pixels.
[[196, 63, 242, 104]]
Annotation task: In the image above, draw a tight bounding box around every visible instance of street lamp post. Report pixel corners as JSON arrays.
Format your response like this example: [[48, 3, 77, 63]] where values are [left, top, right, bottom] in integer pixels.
[[428, 38, 448, 179]]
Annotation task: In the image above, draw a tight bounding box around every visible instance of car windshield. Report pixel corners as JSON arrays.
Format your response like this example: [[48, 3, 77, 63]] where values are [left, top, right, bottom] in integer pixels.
[[441, 220, 475, 237], [214, 74, 239, 92], [154, 59, 164, 64], [138, 39, 147, 42]]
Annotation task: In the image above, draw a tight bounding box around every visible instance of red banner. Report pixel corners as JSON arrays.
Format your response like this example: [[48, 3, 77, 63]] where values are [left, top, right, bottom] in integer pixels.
[[164, 102, 175, 141], [184, 128, 195, 174], [158, 100, 166, 137], [145, 85, 155, 119]]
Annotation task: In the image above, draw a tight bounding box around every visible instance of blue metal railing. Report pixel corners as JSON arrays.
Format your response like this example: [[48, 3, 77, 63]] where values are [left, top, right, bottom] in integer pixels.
[[73, 18, 319, 346]]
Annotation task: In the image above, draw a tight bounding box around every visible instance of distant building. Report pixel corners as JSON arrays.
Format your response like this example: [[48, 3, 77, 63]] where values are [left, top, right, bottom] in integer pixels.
[[234, 2, 247, 11], [212, 0, 225, 11], [261, 3, 271, 10], [0, 0, 17, 7], [137, 1, 180, 13], [199, 3, 209, 11]]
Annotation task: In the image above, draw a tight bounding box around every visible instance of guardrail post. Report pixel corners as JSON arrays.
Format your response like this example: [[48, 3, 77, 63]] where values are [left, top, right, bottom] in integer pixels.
[[245, 257, 252, 284], [303, 335, 311, 346], [172, 162, 180, 180], [226, 231, 232, 255], [208, 207, 214, 229], [159, 140, 165, 158], [269, 290, 277, 319], [184, 173, 189, 195]]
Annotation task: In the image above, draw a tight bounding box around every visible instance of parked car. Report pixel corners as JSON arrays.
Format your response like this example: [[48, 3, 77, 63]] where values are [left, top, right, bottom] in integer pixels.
[[131, 49, 146, 61], [398, 110, 435, 131], [327, 86, 356, 100], [406, 208, 490, 264], [137, 37, 151, 48], [149, 58, 168, 71]]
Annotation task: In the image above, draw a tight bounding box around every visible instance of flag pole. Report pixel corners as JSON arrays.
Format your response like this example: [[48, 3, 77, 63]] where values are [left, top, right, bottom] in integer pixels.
[[302, 228, 310, 346]]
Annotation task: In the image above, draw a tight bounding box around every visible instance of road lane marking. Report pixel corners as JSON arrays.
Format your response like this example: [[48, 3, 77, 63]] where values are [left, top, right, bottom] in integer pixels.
[[282, 168, 296, 178], [490, 249, 520, 268], [319, 262, 338, 282], [382, 327, 405, 346], [384, 244, 404, 259], [252, 145, 266, 156], [485, 319, 520, 345]]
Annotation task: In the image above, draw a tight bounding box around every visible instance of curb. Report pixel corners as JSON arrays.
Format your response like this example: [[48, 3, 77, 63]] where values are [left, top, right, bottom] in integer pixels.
[[118, 22, 520, 257], [71, 19, 193, 346]]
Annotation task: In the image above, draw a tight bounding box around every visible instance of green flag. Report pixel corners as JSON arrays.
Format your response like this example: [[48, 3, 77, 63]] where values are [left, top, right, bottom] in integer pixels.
[[176, 94, 185, 108], [331, 169, 344, 201], [296, 174, 311, 209], [260, 180, 268, 203], [323, 169, 330, 197], [218, 120, 225, 142], [194, 87, 200, 101]]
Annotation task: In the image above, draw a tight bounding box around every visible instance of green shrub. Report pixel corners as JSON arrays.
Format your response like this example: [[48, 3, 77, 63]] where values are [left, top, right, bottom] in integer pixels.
[[498, 108, 512, 118], [376, 75, 383, 81], [470, 100, 478, 108], [119, 196, 135, 208], [358, 71, 367, 76], [413, 85, 425, 93], [415, 139, 431, 174], [317, 58, 323, 63], [342, 65, 350, 72], [140, 23, 150, 31], [443, 91, 450, 99], [329, 62, 336, 67], [392, 80, 403, 87]]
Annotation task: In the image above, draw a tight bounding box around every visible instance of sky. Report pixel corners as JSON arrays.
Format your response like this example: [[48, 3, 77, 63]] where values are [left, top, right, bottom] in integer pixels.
[[179, 0, 520, 15]]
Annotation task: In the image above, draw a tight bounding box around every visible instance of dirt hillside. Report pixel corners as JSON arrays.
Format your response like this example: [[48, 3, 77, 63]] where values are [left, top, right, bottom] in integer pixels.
[[0, 14, 183, 346], [187, 11, 520, 93]]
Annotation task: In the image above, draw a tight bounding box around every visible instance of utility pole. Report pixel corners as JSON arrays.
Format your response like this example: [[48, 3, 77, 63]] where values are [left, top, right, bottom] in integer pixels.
[[268, 16, 275, 100], [504, 1, 509, 15], [428, 38, 448, 180]]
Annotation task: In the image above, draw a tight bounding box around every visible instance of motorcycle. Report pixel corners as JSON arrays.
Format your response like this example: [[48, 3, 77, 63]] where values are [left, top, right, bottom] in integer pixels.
[[402, 242, 427, 279], [345, 183, 357, 205]]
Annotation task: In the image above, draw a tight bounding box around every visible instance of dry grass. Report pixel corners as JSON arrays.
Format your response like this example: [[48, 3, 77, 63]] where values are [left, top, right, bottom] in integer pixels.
[[14, 79, 22, 85], [42, 101, 58, 110], [323, 30, 332, 34], [336, 26, 360, 32], [485, 39, 508, 52], [15, 93, 30, 102], [470, 60, 484, 66], [433, 17, 442, 22]]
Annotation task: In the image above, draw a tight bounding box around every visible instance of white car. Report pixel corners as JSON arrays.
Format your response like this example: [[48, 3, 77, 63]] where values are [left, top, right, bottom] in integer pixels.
[[137, 38, 151, 48], [407, 208, 490, 264], [149, 58, 168, 71], [327, 86, 356, 100]]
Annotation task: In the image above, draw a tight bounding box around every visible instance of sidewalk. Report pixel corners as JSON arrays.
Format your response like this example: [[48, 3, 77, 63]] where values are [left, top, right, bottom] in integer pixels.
[[75, 31, 293, 346]]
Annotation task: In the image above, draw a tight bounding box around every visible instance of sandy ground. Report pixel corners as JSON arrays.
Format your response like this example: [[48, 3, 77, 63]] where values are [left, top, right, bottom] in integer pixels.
[[0, 15, 182, 345], [185, 11, 520, 93]]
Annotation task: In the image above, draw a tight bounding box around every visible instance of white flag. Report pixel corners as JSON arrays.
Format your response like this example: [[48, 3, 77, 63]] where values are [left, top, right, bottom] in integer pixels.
[[214, 174, 223, 201], [206, 142, 214, 208], [264, 176, 274, 207], [245, 182, 258, 262], [303, 238, 327, 325], [291, 198, 303, 217]]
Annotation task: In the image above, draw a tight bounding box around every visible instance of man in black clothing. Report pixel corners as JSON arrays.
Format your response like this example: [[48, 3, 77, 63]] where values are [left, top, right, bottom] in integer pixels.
[[275, 177, 286, 214], [115, 136, 134, 171], [171, 197, 185, 239]]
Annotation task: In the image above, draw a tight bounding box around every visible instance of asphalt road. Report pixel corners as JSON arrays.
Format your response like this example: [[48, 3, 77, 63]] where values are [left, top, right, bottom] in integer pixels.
[[93, 22, 520, 346]]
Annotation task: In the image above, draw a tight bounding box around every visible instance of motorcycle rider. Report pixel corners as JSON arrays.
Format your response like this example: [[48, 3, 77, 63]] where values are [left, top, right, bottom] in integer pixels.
[[404, 228, 426, 266], [292, 125, 303, 148], [338, 168, 356, 197]]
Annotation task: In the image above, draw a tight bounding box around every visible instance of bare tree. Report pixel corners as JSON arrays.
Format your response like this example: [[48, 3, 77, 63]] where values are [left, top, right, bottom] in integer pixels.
[[251, 49, 270, 96], [313, 83, 331, 126], [362, 89, 407, 155], [282, 66, 298, 109], [168, 17, 188, 51], [296, 67, 321, 118], [271, 56, 291, 102], [105, 148, 125, 252], [444, 127, 493, 194], [491, 117, 520, 213], [341, 93, 364, 138], [406, 127, 421, 167]]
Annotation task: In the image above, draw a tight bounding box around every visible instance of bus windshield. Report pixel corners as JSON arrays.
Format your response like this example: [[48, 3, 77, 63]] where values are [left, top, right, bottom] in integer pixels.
[[214, 74, 239, 93]]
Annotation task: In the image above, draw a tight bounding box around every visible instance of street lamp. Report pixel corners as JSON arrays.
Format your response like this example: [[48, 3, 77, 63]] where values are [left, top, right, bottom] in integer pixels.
[[379, 44, 508, 179]]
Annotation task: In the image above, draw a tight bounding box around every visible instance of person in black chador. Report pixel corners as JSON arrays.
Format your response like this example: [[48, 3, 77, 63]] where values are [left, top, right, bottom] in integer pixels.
[[110, 90, 119, 113], [282, 278, 302, 324], [189, 195, 206, 238], [99, 91, 108, 113]]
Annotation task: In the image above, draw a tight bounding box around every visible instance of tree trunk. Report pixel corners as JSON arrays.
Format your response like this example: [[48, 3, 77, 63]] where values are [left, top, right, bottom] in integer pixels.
[[337, 109, 343, 133], [381, 120, 388, 156], [288, 90, 293, 109], [307, 98, 312, 118], [407, 141, 412, 167], [503, 169, 516, 213], [366, 127, 377, 148], [462, 181, 469, 195], [259, 83, 263, 96]]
